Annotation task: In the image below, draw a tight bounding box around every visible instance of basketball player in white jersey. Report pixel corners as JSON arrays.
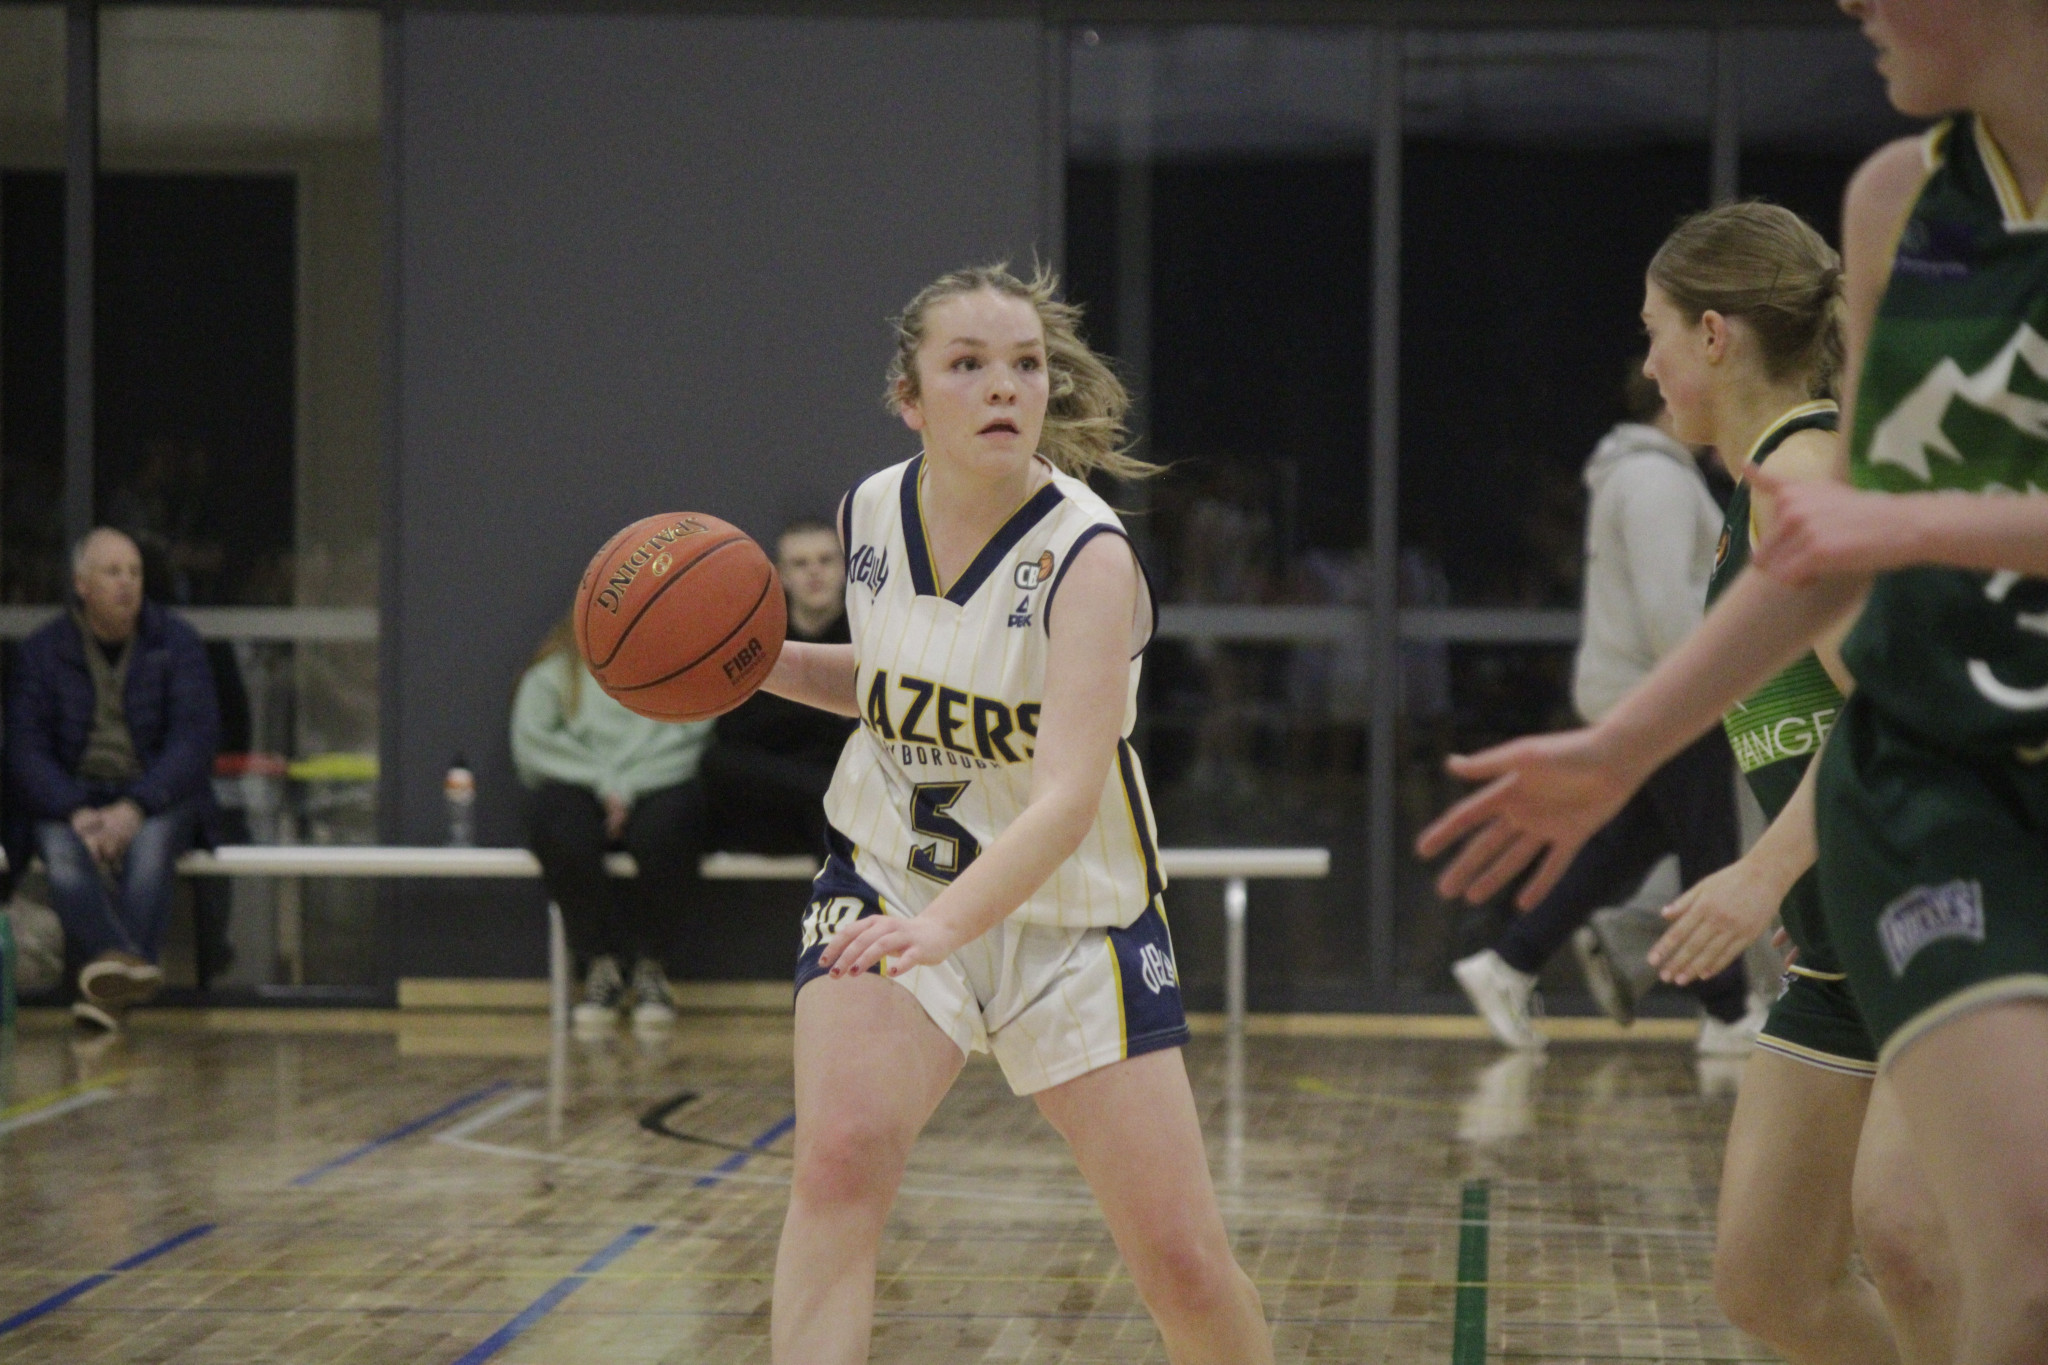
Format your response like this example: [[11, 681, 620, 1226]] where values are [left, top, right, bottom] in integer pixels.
[[755, 264, 1274, 1364]]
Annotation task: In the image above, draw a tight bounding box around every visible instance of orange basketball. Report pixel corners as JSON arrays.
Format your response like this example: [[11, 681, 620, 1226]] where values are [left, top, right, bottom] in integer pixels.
[[574, 512, 786, 722]]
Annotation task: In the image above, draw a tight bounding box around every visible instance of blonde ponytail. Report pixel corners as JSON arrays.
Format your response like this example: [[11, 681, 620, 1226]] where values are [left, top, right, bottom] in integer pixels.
[[1648, 201, 1846, 399]]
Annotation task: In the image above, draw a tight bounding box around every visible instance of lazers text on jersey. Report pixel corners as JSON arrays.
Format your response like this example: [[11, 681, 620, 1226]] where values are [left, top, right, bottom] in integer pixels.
[[863, 669, 1038, 765]]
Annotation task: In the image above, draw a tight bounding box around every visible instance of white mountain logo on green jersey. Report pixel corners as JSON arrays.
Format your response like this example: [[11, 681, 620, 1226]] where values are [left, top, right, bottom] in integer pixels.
[[1869, 322, 2048, 483]]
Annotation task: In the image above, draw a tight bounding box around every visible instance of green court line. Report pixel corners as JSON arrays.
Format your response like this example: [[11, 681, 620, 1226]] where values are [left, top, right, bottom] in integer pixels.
[[1452, 1179, 1489, 1365]]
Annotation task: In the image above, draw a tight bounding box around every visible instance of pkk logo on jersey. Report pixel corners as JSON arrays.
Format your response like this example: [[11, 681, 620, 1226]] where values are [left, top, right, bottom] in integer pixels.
[[1868, 322, 2048, 484], [1009, 552, 1053, 627]]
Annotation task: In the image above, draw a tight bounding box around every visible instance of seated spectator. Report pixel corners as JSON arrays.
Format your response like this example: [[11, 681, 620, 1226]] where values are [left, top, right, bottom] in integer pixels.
[[702, 518, 858, 854], [4, 528, 220, 1032], [511, 615, 713, 1032]]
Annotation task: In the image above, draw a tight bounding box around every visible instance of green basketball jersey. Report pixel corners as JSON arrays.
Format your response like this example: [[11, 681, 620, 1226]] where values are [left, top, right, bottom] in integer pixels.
[[1844, 116, 2048, 761], [1708, 402, 1847, 820]]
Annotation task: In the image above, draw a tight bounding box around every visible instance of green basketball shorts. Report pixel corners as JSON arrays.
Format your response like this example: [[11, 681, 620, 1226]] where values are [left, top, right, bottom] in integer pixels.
[[1757, 969, 1877, 1076], [1817, 692, 2048, 1069]]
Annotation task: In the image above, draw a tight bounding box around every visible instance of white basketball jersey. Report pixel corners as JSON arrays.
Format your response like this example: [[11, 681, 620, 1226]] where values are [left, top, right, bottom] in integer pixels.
[[824, 453, 1164, 930]]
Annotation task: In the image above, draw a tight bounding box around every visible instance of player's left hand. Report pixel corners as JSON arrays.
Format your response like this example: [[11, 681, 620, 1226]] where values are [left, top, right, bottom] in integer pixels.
[[1649, 856, 1782, 986], [1749, 464, 1920, 583], [820, 911, 963, 978]]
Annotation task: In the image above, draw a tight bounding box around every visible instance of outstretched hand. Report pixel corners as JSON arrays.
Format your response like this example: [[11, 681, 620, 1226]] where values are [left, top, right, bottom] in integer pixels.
[[1648, 857, 1782, 986], [1749, 463, 1918, 584], [1414, 727, 1637, 909], [820, 911, 966, 979]]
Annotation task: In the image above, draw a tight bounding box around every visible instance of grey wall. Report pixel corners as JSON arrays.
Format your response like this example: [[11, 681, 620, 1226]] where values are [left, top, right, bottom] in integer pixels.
[[389, 11, 1049, 977]]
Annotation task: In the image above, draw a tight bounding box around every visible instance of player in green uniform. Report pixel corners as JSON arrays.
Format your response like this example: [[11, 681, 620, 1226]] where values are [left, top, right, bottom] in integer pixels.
[[1417, 5, 2048, 1358], [1566, 201, 1955, 1365]]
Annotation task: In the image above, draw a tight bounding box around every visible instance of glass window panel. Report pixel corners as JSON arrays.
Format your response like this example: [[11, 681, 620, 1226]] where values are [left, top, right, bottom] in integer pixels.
[[1737, 27, 1919, 246], [1, 6, 66, 604], [1401, 30, 1713, 611], [95, 8, 384, 994], [1396, 644, 1578, 999], [1068, 26, 1376, 1006]]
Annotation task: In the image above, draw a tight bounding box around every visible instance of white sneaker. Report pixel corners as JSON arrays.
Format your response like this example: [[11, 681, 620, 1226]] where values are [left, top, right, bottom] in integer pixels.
[[571, 955, 625, 1031], [629, 958, 676, 1031], [1452, 950, 1544, 1050], [1696, 994, 1770, 1056]]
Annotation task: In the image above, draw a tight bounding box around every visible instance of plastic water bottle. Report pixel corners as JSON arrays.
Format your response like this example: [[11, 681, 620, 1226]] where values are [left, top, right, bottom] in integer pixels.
[[444, 757, 476, 847]]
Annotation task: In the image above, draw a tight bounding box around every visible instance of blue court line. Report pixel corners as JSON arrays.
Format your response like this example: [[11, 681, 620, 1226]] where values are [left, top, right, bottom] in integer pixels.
[[693, 1113, 795, 1189], [290, 1081, 515, 1186], [0, 1223, 215, 1338], [449, 1225, 655, 1365]]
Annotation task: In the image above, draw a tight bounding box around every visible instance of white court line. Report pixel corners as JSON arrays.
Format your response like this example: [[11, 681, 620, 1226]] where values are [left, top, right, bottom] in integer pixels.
[[0, 1089, 115, 1137], [437, 1088, 544, 1141]]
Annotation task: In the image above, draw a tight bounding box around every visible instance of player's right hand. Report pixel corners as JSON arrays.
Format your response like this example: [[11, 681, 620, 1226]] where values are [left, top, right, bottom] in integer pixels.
[[1415, 727, 1636, 909]]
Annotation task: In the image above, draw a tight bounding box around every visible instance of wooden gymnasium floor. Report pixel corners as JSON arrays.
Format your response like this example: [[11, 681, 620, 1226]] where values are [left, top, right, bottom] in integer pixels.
[[0, 1006, 1775, 1364]]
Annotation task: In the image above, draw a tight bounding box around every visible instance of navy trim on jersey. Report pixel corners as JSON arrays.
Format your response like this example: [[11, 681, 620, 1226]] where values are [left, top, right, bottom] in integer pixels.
[[943, 482, 1065, 605], [898, 458, 942, 596], [837, 483, 857, 572], [897, 455, 1069, 605], [1115, 738, 1166, 901], [1043, 525, 1157, 659]]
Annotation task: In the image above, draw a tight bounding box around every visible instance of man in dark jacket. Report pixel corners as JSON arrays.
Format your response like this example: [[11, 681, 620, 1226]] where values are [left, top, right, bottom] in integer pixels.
[[6, 528, 219, 1030], [703, 519, 857, 854]]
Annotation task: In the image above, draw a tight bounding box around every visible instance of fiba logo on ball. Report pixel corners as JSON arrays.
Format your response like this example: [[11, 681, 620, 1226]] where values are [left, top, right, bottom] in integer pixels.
[[722, 636, 767, 682], [1138, 943, 1178, 994]]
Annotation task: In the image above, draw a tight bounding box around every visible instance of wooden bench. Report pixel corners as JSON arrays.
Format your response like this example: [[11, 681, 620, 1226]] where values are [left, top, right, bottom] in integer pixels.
[[178, 844, 1331, 1036]]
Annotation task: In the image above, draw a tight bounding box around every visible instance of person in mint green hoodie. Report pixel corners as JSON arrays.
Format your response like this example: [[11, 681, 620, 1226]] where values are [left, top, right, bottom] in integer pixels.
[[512, 615, 713, 1031]]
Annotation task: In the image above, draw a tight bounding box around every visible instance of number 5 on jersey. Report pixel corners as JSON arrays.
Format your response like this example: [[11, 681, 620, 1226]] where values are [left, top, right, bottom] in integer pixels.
[[908, 782, 982, 884]]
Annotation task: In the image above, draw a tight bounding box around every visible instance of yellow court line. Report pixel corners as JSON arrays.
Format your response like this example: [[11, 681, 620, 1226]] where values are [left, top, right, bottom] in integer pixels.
[[0, 1071, 133, 1122], [0, 1265, 1709, 1293]]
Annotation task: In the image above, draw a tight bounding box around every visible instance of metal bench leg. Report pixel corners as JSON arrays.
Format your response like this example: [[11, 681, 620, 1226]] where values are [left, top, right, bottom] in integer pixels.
[[1224, 876, 1248, 1039], [547, 901, 569, 1039]]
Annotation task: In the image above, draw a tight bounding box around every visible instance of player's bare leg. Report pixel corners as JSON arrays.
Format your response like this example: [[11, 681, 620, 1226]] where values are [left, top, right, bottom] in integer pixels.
[[1033, 1047, 1274, 1365], [771, 973, 964, 1365], [1888, 1000, 2048, 1365], [1711, 1050, 1900, 1364], [1853, 1077, 1959, 1365]]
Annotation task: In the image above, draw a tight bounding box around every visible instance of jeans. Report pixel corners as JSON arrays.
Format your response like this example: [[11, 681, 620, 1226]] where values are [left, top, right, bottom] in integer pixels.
[[526, 780, 706, 971], [36, 803, 204, 965], [1493, 726, 1751, 1023]]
